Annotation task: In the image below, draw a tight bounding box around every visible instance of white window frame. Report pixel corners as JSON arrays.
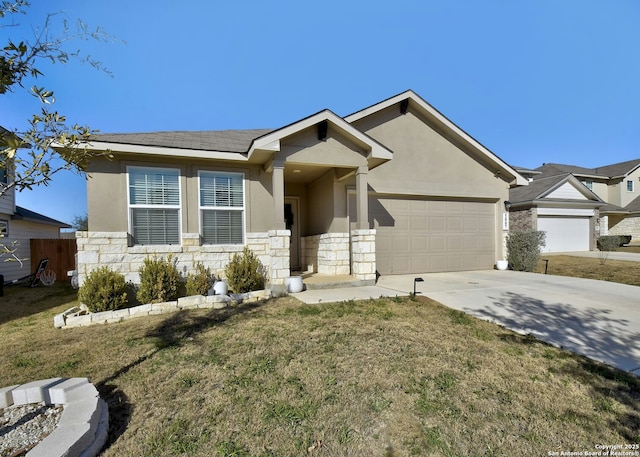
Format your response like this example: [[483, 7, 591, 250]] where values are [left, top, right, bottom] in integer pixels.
[[198, 170, 245, 245], [127, 166, 181, 245], [627, 180, 634, 192], [583, 180, 593, 191]]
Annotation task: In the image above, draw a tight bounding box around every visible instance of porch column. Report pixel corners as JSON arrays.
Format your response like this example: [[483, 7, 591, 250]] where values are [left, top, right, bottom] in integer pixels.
[[356, 165, 369, 230], [272, 159, 286, 229]]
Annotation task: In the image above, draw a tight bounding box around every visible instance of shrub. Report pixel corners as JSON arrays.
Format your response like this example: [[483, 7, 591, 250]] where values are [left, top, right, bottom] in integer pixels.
[[137, 254, 183, 304], [78, 266, 129, 312], [597, 235, 622, 265], [506, 230, 546, 272], [186, 262, 216, 296], [597, 235, 621, 251], [224, 246, 266, 293]]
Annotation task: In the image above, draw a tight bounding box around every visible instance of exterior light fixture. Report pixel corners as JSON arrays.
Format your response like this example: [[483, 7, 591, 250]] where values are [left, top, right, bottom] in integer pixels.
[[413, 277, 424, 295]]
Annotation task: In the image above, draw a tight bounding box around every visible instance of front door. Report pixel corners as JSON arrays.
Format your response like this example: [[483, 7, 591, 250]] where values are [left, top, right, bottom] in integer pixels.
[[284, 197, 300, 270]]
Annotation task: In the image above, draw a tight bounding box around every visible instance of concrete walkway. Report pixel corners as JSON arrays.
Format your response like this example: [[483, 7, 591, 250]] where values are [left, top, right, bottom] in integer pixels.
[[293, 270, 640, 374]]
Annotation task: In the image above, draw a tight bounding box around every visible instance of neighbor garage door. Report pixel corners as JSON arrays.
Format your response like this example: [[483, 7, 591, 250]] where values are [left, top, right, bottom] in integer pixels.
[[363, 196, 496, 275], [537, 217, 590, 253]]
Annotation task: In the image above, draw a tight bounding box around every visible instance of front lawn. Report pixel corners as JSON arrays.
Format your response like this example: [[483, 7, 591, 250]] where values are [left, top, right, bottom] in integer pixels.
[[537, 254, 640, 286], [1, 283, 638, 456]]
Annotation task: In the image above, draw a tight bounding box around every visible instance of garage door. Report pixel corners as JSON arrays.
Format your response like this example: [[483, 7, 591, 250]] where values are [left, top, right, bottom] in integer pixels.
[[353, 196, 496, 275], [538, 217, 590, 253]]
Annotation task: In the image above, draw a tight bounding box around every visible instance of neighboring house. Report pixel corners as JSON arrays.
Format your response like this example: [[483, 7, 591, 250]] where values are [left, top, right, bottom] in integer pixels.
[[77, 90, 527, 290], [1, 128, 72, 281], [508, 169, 603, 252], [0, 189, 72, 282], [535, 161, 640, 242]]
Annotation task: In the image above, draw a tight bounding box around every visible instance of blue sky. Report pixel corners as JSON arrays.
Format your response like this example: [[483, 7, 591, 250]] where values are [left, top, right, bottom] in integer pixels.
[[3, 0, 640, 226]]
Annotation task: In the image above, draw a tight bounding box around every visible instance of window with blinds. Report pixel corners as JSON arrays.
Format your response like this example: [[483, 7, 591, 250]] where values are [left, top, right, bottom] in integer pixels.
[[128, 167, 180, 245], [199, 171, 244, 244]]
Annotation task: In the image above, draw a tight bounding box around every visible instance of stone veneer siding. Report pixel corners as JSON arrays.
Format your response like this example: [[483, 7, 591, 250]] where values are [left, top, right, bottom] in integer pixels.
[[300, 230, 376, 281], [606, 215, 640, 243], [301, 233, 351, 275], [508, 207, 536, 232], [350, 229, 376, 281], [75, 230, 291, 287]]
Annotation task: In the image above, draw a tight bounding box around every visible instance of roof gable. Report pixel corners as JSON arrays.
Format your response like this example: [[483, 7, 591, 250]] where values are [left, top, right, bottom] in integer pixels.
[[248, 110, 393, 168], [510, 173, 602, 206], [345, 90, 528, 186]]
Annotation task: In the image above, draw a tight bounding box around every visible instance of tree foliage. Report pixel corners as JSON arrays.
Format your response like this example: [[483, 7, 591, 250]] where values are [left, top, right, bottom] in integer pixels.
[[0, 0, 119, 198]]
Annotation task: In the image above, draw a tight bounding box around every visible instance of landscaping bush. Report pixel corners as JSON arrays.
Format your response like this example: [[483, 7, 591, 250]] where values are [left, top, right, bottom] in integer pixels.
[[224, 246, 266, 293], [137, 254, 183, 304], [506, 230, 546, 272], [185, 262, 216, 296], [597, 235, 631, 249], [597, 235, 621, 251], [78, 266, 129, 312]]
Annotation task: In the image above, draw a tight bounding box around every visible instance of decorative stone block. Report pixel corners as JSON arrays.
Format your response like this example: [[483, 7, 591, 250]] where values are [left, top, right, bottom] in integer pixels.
[[0, 385, 18, 408]]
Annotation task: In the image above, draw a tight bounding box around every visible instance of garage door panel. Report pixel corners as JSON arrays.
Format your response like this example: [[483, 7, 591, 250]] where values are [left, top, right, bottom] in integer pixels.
[[538, 217, 589, 252], [368, 196, 496, 274]]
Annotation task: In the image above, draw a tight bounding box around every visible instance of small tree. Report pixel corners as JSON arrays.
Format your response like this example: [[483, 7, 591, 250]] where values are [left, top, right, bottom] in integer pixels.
[[506, 230, 546, 272], [0, 2, 119, 198], [597, 235, 621, 265], [224, 247, 266, 293]]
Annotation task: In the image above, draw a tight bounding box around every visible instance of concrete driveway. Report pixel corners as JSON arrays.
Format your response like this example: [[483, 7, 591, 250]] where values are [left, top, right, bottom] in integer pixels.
[[377, 270, 640, 375]]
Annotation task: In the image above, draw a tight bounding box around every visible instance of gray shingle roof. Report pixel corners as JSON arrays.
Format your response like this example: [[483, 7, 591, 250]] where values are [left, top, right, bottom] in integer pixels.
[[536, 159, 640, 179], [92, 129, 274, 153], [625, 195, 640, 213], [13, 206, 71, 228], [510, 174, 569, 202]]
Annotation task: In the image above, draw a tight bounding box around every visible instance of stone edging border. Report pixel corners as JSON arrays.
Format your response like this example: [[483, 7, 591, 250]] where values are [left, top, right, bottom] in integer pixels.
[[0, 378, 108, 457], [54, 290, 272, 329]]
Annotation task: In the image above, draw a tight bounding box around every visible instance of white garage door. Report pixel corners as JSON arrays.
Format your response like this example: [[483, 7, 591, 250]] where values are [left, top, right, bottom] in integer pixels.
[[354, 196, 496, 275], [538, 217, 590, 252]]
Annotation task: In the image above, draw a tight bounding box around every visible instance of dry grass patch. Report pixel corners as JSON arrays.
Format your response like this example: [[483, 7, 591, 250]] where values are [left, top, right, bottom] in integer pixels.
[[1, 285, 639, 456], [537, 255, 640, 286]]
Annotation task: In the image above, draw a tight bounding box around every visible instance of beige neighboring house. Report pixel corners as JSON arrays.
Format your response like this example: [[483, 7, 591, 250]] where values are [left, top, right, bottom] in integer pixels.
[[536, 161, 640, 243], [77, 90, 526, 291]]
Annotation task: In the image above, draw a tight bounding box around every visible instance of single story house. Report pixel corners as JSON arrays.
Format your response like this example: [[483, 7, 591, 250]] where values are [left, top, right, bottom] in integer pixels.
[[508, 170, 603, 252], [77, 90, 527, 290]]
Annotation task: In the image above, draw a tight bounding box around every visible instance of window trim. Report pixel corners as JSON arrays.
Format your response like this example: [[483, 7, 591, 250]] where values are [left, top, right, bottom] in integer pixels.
[[583, 180, 593, 191], [126, 166, 182, 245], [627, 180, 634, 192], [198, 170, 246, 245]]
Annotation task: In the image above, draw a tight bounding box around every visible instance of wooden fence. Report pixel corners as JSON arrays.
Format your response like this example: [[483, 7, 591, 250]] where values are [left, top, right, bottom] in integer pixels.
[[30, 239, 77, 283]]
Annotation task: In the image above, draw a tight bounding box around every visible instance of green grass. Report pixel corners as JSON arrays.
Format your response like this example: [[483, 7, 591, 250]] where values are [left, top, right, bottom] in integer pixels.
[[1, 281, 639, 456]]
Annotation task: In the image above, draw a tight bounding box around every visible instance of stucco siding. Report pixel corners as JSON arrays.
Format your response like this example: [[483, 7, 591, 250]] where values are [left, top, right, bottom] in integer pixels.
[[87, 155, 274, 236], [352, 106, 509, 200], [279, 128, 368, 168]]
